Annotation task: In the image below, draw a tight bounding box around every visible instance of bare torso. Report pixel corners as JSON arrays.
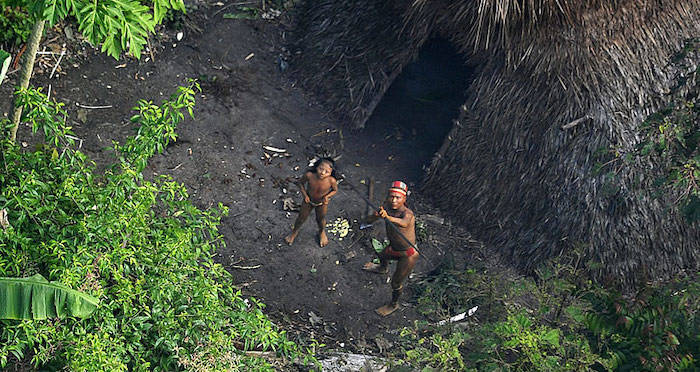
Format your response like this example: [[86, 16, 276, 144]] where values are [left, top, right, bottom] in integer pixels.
[[383, 203, 416, 251], [304, 171, 336, 203]]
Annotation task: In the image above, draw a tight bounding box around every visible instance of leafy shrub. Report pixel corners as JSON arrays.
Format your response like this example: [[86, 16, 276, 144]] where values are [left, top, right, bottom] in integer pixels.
[[469, 310, 609, 372], [585, 274, 699, 371], [412, 265, 508, 322], [636, 92, 699, 222], [398, 246, 698, 372], [0, 0, 32, 48], [399, 322, 468, 371], [0, 82, 308, 370]]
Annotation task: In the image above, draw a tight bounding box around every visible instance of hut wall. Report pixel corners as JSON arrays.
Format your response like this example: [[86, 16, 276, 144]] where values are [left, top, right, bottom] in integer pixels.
[[292, 0, 700, 285]]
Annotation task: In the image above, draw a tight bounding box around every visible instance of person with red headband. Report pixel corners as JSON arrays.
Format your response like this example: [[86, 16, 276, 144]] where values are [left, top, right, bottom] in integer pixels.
[[362, 180, 419, 316]]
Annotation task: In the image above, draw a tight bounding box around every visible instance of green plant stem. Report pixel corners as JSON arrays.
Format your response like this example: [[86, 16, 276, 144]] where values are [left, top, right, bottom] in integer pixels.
[[10, 19, 45, 143]]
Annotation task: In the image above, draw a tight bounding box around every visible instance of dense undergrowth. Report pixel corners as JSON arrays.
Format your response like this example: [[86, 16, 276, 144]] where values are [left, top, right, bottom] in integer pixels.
[[0, 0, 32, 49], [392, 248, 699, 371], [0, 82, 311, 370]]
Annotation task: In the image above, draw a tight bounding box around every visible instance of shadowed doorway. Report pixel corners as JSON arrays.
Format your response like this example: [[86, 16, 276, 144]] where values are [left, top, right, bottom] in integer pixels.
[[360, 38, 474, 183]]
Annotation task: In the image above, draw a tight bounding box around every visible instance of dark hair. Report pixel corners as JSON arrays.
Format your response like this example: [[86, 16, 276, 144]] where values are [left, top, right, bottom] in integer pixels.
[[308, 157, 340, 179]]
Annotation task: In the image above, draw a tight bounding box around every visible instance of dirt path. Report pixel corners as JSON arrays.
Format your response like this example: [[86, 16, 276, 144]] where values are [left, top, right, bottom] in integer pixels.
[[1, 6, 509, 356]]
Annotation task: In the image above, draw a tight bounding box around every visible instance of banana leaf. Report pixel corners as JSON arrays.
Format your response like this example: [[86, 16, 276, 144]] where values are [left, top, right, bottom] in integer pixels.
[[0, 274, 99, 320], [0, 50, 10, 87]]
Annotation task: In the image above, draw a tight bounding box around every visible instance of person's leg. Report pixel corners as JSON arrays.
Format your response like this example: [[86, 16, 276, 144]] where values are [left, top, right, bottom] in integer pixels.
[[363, 246, 392, 274], [315, 203, 329, 247], [284, 201, 313, 245], [376, 251, 419, 316]]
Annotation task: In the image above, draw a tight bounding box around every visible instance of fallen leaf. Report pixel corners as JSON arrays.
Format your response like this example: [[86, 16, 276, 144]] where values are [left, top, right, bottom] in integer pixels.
[[77, 109, 88, 123], [283, 198, 299, 212], [308, 311, 322, 326]]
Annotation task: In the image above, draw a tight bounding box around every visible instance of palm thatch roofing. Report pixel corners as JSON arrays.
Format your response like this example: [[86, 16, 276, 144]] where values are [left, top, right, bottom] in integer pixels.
[[290, 0, 700, 286]]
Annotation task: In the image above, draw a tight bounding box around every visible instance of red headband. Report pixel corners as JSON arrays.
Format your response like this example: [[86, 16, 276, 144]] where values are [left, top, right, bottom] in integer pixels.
[[389, 181, 408, 196]]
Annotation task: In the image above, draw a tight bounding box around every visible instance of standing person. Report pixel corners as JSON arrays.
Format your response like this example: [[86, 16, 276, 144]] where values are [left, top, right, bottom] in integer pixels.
[[285, 158, 339, 247], [363, 181, 419, 316]]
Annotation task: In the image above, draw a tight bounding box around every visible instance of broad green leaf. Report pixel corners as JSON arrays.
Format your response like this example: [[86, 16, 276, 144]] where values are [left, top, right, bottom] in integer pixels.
[[153, 0, 166, 23], [0, 50, 10, 87], [542, 328, 560, 348], [43, 0, 61, 25], [169, 0, 185, 12], [0, 274, 99, 320], [371, 238, 388, 253], [77, 3, 99, 42], [565, 305, 585, 323]]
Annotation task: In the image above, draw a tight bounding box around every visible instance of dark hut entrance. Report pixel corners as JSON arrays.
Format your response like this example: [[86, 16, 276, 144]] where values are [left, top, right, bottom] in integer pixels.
[[362, 38, 473, 182]]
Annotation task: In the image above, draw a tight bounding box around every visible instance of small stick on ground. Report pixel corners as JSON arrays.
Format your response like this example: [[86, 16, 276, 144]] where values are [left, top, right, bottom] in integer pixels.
[[49, 46, 66, 79], [366, 177, 374, 217], [238, 280, 257, 288], [76, 103, 113, 109], [146, 37, 155, 62]]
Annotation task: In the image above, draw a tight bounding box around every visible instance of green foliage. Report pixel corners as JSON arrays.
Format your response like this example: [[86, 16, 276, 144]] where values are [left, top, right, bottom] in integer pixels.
[[399, 323, 469, 371], [10, 0, 185, 58], [222, 8, 259, 20], [0, 274, 99, 320], [629, 39, 700, 221], [412, 265, 506, 322], [591, 39, 699, 222], [636, 95, 699, 221], [470, 310, 608, 372], [64, 330, 128, 371], [372, 237, 389, 253], [0, 82, 308, 370], [14, 85, 75, 147], [398, 247, 698, 371], [0, 1, 32, 48], [584, 274, 699, 371]]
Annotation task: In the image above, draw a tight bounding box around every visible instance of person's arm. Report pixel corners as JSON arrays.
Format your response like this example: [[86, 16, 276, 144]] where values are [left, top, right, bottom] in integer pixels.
[[378, 208, 414, 228], [322, 177, 338, 204], [296, 172, 311, 203], [364, 200, 388, 224], [365, 213, 381, 224]]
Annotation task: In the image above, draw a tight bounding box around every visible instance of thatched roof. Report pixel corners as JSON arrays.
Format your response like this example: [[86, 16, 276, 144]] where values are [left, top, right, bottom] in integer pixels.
[[290, 0, 700, 286], [290, 0, 425, 128]]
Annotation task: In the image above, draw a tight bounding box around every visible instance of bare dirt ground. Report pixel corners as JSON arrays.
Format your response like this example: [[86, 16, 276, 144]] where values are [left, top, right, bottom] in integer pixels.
[[1, 4, 514, 359]]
